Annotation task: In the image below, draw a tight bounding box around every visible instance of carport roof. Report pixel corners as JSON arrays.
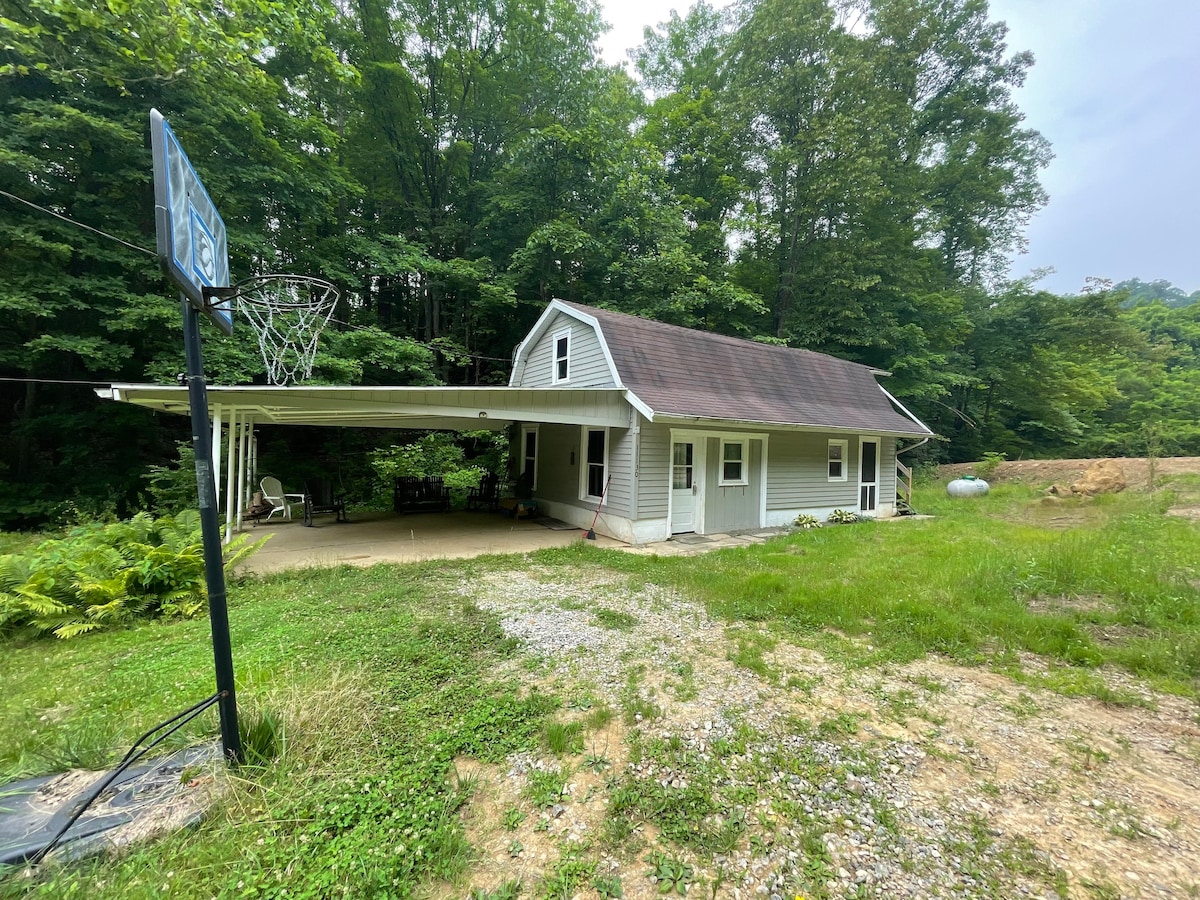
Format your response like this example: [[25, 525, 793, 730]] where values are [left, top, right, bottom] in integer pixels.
[[96, 384, 634, 429]]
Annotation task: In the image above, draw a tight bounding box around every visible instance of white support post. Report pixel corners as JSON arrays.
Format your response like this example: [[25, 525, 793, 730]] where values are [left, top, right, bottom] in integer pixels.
[[211, 406, 223, 510], [247, 420, 257, 501], [236, 414, 249, 533], [225, 410, 237, 543]]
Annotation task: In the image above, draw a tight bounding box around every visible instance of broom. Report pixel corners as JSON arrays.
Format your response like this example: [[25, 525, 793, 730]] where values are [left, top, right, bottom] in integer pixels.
[[585, 475, 612, 540]]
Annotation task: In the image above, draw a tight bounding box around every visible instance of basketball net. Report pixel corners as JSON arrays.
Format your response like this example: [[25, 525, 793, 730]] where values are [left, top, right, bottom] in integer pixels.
[[233, 276, 339, 385]]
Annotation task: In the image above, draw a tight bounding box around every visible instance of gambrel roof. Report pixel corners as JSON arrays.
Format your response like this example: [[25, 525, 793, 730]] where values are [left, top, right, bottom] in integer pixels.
[[517, 300, 931, 437]]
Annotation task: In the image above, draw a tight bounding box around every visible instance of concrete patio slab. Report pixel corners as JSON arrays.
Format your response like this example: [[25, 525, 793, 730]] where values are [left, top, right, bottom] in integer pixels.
[[238, 511, 624, 573], [236, 512, 803, 573]]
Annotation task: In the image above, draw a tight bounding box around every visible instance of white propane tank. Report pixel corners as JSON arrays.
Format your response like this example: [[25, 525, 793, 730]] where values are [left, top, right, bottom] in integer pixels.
[[947, 474, 989, 497]]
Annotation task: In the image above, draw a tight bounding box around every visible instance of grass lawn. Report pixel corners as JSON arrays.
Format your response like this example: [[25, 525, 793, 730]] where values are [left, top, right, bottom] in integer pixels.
[[1, 480, 1198, 898]]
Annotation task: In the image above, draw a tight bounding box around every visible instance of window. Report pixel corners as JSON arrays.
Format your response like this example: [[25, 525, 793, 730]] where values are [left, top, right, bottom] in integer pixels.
[[521, 425, 539, 489], [719, 439, 747, 486], [552, 329, 570, 383], [828, 439, 848, 481], [581, 427, 607, 499], [672, 442, 693, 490]]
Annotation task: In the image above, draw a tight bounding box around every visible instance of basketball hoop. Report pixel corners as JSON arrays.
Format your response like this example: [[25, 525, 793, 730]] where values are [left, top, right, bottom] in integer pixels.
[[205, 275, 339, 385]]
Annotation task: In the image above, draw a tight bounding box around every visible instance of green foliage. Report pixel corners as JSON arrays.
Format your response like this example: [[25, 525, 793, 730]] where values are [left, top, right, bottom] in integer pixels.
[[142, 442, 198, 515], [644, 851, 694, 894], [792, 513, 821, 530], [974, 452, 1007, 481], [593, 607, 639, 630], [0, 511, 264, 639], [368, 433, 487, 505], [1, 561, 557, 896], [524, 768, 569, 808], [826, 509, 859, 525]]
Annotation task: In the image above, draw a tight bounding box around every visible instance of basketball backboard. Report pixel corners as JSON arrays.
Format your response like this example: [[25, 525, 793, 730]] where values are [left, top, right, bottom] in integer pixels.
[[150, 109, 233, 335]]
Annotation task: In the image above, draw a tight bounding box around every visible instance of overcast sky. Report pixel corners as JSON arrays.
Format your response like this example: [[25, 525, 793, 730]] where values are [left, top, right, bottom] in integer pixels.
[[597, 0, 1200, 295]]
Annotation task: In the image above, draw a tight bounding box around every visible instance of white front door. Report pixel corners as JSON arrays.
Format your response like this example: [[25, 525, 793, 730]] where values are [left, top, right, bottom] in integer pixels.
[[671, 441, 697, 533], [859, 437, 879, 515]]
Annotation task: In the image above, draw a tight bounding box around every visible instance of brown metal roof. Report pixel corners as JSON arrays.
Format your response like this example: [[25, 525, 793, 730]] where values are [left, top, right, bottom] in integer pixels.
[[559, 302, 930, 436]]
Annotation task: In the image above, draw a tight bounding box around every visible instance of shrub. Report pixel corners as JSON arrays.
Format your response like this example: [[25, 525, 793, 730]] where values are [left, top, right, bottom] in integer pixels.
[[0, 511, 264, 640], [973, 451, 1007, 481], [792, 514, 821, 529], [368, 433, 488, 506], [827, 509, 859, 525]]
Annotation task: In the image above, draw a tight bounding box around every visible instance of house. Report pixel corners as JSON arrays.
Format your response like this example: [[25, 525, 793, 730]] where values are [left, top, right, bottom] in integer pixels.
[[503, 301, 931, 543], [98, 299, 932, 542]]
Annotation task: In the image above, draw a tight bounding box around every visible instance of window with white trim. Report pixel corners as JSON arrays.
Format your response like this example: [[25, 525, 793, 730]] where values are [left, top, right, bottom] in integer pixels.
[[552, 329, 570, 383], [827, 439, 848, 481], [719, 439, 748, 486], [580, 427, 608, 500], [520, 425, 539, 490]]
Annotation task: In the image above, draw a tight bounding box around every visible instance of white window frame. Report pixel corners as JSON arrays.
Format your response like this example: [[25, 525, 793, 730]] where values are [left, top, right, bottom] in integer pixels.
[[718, 438, 749, 486], [520, 424, 539, 490], [579, 426, 609, 502], [551, 328, 571, 384], [827, 439, 849, 482]]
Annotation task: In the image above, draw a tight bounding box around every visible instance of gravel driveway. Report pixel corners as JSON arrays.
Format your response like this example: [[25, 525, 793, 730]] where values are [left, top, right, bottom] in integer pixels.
[[444, 567, 1199, 900]]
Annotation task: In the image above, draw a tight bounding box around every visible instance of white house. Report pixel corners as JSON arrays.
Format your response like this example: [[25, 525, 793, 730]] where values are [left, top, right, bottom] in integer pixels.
[[99, 299, 932, 542]]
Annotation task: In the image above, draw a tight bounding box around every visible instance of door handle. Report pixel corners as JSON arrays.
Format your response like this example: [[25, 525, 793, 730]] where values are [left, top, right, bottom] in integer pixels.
[[692, 484, 697, 495]]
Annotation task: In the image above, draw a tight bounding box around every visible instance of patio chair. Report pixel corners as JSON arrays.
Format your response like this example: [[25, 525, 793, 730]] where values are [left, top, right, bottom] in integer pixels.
[[260, 476, 305, 522], [466, 471, 501, 511]]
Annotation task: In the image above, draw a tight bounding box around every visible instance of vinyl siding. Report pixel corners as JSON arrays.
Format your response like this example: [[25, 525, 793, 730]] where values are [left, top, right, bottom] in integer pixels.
[[516, 312, 616, 388], [765, 432, 860, 510], [526, 422, 632, 518], [878, 439, 897, 501], [703, 437, 763, 532], [637, 422, 671, 519]]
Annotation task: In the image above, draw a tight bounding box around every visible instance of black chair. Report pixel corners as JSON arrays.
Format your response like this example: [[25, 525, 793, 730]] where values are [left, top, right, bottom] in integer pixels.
[[466, 472, 501, 511], [303, 478, 348, 526]]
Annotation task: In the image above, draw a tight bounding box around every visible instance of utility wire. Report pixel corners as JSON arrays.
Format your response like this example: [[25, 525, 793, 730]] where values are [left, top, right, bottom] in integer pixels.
[[0, 188, 156, 257], [0, 189, 513, 366], [0, 376, 117, 387]]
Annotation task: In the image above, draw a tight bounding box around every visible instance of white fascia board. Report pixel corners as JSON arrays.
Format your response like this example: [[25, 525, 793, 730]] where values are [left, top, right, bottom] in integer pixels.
[[877, 385, 934, 435], [99, 383, 633, 428], [509, 299, 625, 389], [623, 389, 654, 421]]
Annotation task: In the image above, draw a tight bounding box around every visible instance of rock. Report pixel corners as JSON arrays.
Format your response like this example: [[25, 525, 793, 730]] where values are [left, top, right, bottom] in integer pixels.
[[1070, 460, 1126, 495]]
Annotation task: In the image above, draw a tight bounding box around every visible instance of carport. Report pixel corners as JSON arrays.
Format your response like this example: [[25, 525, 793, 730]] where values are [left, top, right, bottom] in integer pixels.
[[96, 383, 633, 536]]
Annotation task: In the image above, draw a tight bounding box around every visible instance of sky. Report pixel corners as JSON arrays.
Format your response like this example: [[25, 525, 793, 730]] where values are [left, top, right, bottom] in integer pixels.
[[596, 0, 1200, 296]]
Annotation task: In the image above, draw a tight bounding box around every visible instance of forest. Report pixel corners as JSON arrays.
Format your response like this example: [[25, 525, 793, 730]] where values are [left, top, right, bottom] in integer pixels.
[[2, 0, 1198, 528]]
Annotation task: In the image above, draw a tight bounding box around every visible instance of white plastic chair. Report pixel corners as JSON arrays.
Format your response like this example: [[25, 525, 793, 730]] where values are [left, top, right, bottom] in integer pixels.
[[260, 476, 305, 522]]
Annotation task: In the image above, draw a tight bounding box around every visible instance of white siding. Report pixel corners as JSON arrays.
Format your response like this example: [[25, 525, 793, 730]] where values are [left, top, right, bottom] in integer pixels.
[[516, 311, 616, 388], [703, 437, 763, 532], [528, 423, 633, 518], [765, 432, 860, 511], [637, 422, 671, 519]]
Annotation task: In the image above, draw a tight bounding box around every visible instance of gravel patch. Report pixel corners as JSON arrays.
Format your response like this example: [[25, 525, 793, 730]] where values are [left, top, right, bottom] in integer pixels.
[[450, 567, 1200, 900]]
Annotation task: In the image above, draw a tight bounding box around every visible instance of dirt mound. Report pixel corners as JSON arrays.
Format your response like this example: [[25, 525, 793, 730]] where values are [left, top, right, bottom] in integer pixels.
[[938, 457, 1200, 491]]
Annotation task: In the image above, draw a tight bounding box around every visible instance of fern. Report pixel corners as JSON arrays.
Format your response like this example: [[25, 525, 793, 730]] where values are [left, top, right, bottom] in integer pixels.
[[0, 511, 265, 640]]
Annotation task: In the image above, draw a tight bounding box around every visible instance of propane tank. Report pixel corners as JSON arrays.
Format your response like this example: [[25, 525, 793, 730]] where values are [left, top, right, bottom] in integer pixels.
[[947, 474, 989, 497]]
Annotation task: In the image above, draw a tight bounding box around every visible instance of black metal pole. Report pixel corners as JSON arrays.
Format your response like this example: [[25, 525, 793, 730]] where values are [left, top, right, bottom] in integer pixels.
[[181, 294, 243, 765]]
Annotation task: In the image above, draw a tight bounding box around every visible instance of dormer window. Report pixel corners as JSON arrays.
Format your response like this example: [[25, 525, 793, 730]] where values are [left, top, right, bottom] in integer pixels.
[[552, 328, 570, 383]]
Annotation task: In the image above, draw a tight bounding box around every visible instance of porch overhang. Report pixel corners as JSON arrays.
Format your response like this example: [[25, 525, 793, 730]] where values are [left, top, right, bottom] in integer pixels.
[[96, 384, 634, 429]]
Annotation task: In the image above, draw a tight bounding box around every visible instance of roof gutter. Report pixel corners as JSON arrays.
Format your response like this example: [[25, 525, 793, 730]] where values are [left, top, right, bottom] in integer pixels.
[[878, 385, 934, 436]]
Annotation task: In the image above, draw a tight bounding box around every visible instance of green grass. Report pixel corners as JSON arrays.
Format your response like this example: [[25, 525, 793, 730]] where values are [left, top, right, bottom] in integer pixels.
[[529, 485, 1200, 696], [1, 484, 1198, 895], [0, 559, 557, 898]]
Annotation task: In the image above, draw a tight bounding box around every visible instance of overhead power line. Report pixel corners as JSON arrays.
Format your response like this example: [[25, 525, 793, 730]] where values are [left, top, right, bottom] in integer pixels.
[[0, 189, 514, 367], [0, 188, 157, 257]]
